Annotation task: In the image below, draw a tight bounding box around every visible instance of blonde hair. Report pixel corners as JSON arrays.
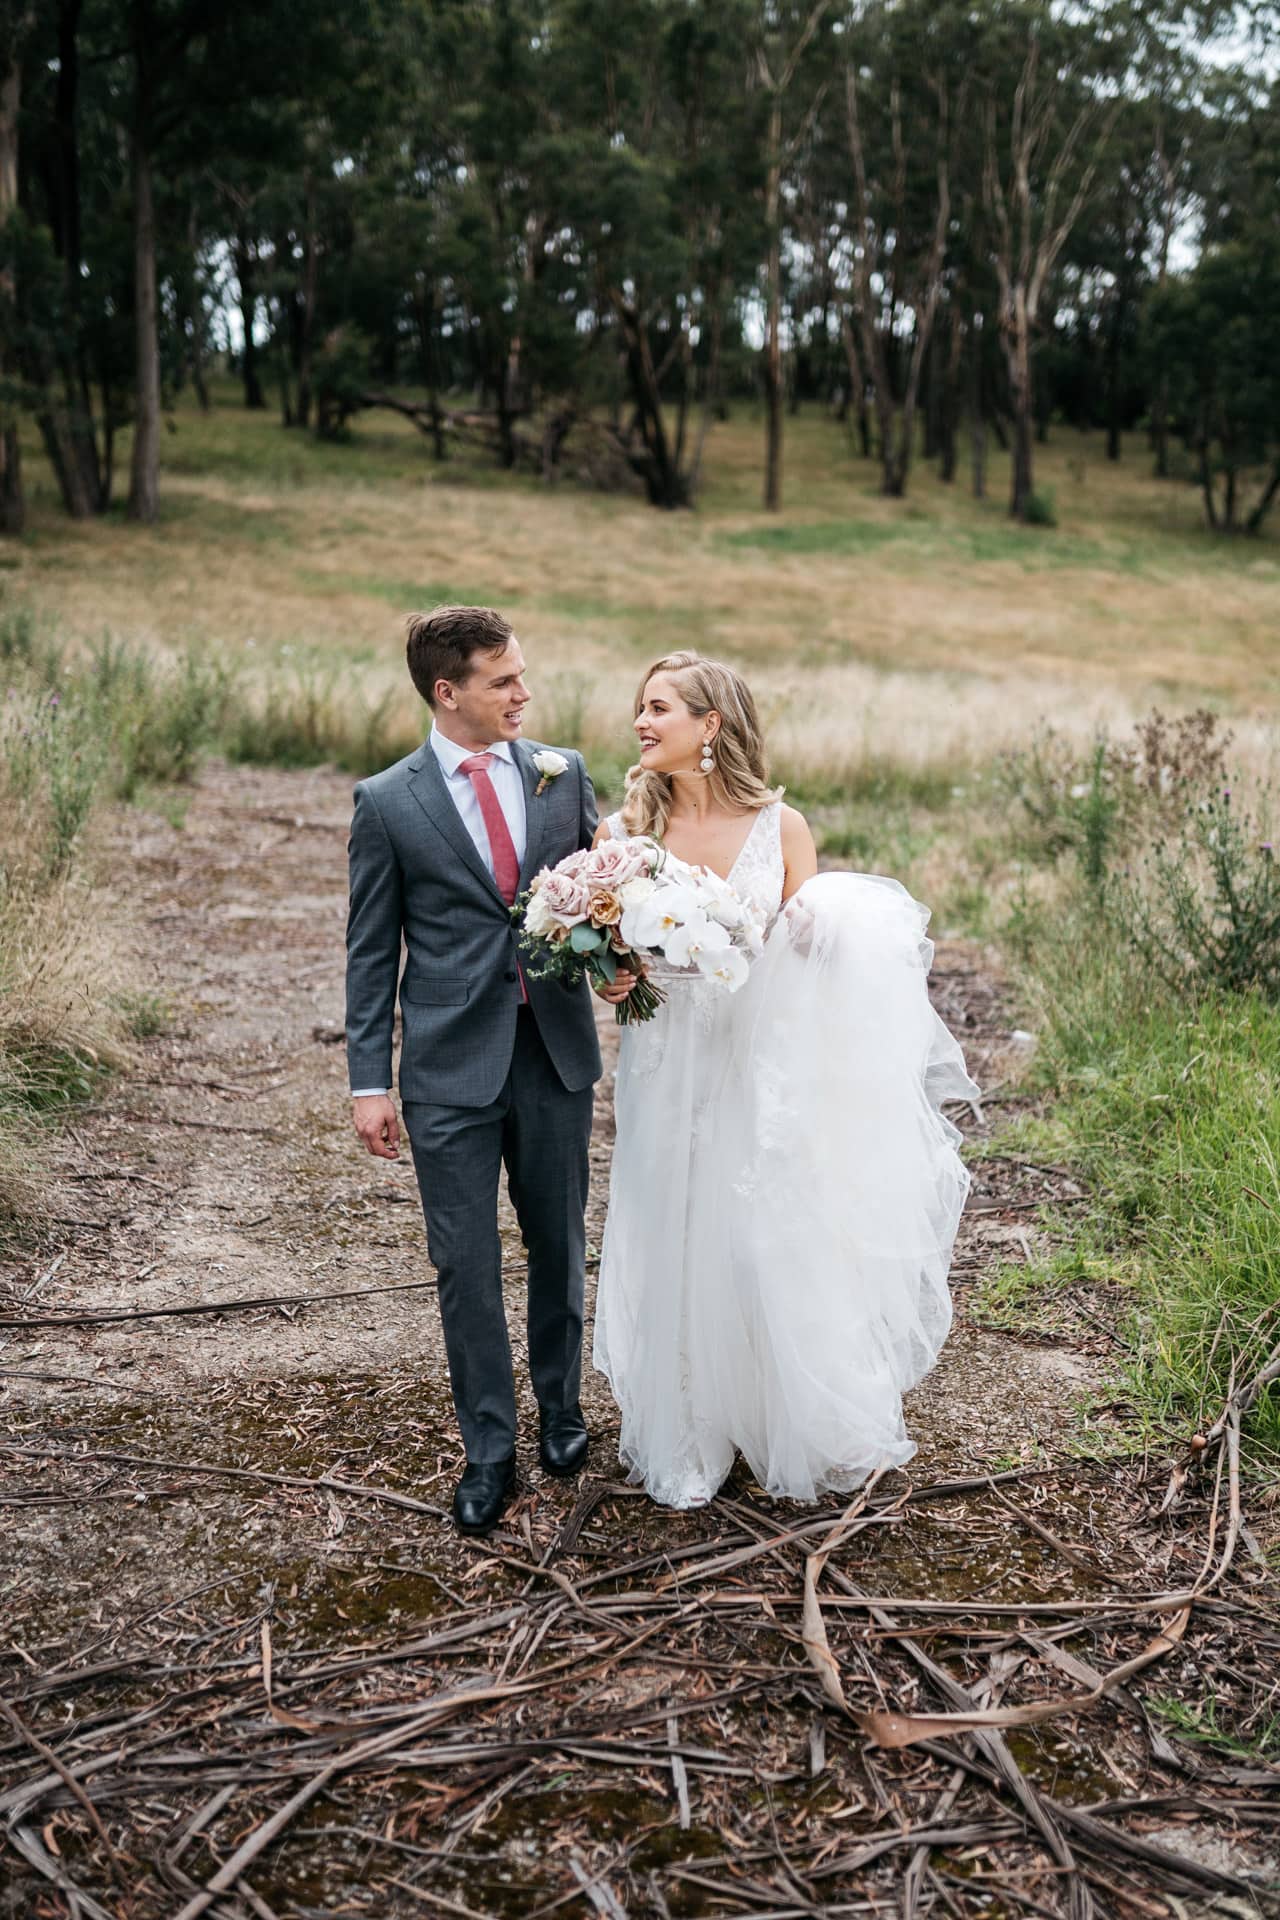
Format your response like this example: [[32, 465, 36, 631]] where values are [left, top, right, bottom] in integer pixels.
[[622, 651, 784, 841]]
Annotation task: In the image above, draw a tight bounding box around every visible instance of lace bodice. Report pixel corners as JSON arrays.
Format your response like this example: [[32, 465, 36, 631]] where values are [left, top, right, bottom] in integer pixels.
[[605, 802, 786, 929]]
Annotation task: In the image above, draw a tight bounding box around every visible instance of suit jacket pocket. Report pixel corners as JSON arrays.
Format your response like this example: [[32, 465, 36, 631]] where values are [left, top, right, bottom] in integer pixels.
[[401, 979, 470, 1005]]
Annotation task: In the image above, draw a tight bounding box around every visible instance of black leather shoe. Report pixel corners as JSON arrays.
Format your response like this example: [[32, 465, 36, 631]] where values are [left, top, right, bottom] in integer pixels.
[[452, 1456, 517, 1534], [539, 1404, 589, 1477]]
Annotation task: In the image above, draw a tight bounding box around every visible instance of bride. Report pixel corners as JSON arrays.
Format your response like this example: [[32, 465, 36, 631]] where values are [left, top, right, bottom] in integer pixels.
[[591, 650, 978, 1509]]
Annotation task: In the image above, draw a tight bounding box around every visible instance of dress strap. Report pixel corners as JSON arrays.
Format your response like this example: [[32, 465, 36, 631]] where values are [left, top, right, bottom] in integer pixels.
[[606, 811, 626, 841]]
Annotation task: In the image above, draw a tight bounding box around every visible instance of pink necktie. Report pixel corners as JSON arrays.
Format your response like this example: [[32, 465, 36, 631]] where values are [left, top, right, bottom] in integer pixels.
[[459, 753, 527, 1003], [458, 753, 521, 903]]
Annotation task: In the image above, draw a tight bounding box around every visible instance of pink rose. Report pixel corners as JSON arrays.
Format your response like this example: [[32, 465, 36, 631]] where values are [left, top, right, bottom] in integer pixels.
[[585, 840, 650, 889], [557, 848, 594, 879], [539, 869, 592, 925]]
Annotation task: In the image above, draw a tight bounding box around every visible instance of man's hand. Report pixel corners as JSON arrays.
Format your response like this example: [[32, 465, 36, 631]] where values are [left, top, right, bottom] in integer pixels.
[[353, 1094, 401, 1159], [594, 968, 639, 1006]]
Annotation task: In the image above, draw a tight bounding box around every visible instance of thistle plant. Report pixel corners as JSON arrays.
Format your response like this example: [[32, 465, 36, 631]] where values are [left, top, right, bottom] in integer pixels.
[[1115, 786, 1280, 1000]]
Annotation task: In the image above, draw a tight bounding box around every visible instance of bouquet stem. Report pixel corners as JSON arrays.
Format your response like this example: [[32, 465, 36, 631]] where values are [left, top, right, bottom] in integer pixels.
[[615, 975, 666, 1025]]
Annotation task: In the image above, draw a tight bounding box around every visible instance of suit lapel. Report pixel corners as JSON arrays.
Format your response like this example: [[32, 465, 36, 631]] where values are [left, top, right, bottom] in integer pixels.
[[406, 745, 506, 905], [515, 741, 547, 892]]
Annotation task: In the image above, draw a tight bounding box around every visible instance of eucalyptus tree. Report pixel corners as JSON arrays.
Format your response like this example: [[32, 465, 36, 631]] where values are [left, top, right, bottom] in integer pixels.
[[981, 5, 1126, 520], [1146, 232, 1280, 534], [546, 0, 763, 507], [9, 0, 130, 518], [840, 0, 968, 497], [756, 0, 833, 509], [0, 2, 34, 529]]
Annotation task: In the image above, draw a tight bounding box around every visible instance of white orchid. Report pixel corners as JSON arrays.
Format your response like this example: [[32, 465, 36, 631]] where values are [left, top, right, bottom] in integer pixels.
[[621, 880, 703, 951], [663, 911, 732, 970], [699, 872, 745, 929], [696, 946, 750, 992]]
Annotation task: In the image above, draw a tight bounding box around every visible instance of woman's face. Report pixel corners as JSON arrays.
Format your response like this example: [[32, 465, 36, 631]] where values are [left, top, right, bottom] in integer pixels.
[[634, 672, 716, 775]]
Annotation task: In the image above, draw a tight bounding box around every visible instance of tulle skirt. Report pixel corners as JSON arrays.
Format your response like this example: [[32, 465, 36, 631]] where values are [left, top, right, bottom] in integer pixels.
[[592, 872, 979, 1508]]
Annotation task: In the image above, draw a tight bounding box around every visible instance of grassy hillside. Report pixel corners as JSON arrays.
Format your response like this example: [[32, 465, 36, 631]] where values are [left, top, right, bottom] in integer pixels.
[[11, 383, 1279, 795]]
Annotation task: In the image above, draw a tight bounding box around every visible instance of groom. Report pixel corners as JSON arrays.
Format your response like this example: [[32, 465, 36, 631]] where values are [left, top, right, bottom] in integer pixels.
[[345, 606, 602, 1534]]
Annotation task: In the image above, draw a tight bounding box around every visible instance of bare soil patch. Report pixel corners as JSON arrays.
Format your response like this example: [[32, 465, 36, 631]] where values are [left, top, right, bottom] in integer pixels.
[[2, 762, 1276, 1919]]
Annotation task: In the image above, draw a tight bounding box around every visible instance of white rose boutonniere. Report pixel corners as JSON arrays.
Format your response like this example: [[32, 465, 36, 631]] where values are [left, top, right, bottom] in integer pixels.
[[533, 749, 570, 796]]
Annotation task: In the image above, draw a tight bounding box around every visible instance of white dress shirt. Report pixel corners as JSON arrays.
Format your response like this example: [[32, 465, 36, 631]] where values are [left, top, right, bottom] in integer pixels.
[[351, 728, 529, 1097], [426, 724, 528, 873]]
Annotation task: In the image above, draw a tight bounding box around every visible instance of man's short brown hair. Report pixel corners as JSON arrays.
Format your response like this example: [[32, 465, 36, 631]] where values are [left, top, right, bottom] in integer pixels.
[[405, 606, 515, 709]]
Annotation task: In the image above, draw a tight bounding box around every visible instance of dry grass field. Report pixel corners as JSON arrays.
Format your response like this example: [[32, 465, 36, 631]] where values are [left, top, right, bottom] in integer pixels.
[[13, 383, 1279, 797]]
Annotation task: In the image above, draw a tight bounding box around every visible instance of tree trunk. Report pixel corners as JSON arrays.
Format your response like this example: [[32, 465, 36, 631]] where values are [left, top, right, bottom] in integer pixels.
[[939, 308, 963, 484], [1197, 424, 1218, 530], [234, 234, 265, 409], [969, 313, 986, 498], [611, 296, 689, 508], [0, 51, 23, 532], [1005, 334, 1036, 518], [414, 282, 447, 462], [1004, 313, 1034, 519], [1245, 459, 1280, 536], [184, 204, 209, 411], [922, 329, 940, 461], [1152, 378, 1170, 479], [1104, 280, 1125, 463], [127, 129, 160, 523], [296, 182, 318, 432], [1012, 402, 1034, 515], [687, 300, 722, 501], [49, 0, 106, 511], [762, 94, 783, 512], [839, 311, 871, 457]]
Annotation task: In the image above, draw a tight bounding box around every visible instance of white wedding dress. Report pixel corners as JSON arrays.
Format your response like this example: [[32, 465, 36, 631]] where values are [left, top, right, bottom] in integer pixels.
[[592, 802, 979, 1508]]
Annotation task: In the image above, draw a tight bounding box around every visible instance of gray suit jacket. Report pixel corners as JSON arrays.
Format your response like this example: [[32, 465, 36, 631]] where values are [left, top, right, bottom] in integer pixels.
[[345, 738, 603, 1108]]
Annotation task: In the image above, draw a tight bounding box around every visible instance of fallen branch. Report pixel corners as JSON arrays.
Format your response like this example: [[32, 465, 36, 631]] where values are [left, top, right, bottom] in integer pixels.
[[0, 1442, 449, 1520], [0, 1276, 445, 1330]]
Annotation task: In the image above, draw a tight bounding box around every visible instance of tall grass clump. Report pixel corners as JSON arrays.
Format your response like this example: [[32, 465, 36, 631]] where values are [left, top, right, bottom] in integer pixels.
[[993, 711, 1280, 1462], [0, 609, 230, 1233], [224, 646, 421, 775]]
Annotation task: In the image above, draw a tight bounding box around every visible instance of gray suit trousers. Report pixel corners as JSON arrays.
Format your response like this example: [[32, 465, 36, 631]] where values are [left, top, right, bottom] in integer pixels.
[[403, 1006, 593, 1462]]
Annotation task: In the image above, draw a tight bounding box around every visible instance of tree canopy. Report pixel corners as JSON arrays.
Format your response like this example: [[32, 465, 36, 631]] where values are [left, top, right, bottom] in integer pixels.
[[2, 0, 1277, 529]]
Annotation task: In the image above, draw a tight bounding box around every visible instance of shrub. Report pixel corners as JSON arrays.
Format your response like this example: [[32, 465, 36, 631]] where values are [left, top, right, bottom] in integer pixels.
[[83, 634, 233, 796], [1, 689, 103, 879], [1024, 488, 1057, 527], [996, 708, 1233, 879], [1114, 785, 1280, 1000]]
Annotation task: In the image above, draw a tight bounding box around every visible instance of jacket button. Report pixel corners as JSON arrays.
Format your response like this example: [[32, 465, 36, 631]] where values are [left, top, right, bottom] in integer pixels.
[[504, 969, 517, 983]]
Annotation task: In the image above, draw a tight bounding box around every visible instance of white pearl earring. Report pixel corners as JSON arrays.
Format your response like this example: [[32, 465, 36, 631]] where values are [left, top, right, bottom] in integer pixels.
[[700, 739, 715, 774]]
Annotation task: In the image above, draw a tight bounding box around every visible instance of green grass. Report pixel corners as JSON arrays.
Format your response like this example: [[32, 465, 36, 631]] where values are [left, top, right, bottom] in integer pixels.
[[720, 514, 1186, 575], [985, 919, 1280, 1462], [1148, 1691, 1280, 1765]]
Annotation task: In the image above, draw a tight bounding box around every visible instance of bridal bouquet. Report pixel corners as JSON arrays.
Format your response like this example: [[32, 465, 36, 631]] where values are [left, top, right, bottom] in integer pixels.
[[517, 839, 765, 1025]]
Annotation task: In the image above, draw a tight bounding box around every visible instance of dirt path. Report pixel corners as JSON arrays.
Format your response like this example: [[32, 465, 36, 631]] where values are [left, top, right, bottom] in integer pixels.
[[1, 760, 1091, 1431], [1, 763, 1275, 1920]]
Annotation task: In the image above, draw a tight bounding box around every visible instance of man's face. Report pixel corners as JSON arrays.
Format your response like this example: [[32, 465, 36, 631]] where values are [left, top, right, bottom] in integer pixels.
[[436, 637, 531, 747]]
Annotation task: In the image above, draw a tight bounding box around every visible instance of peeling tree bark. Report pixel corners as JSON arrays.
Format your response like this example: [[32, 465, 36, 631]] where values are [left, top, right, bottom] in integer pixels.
[[984, 39, 1114, 522]]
